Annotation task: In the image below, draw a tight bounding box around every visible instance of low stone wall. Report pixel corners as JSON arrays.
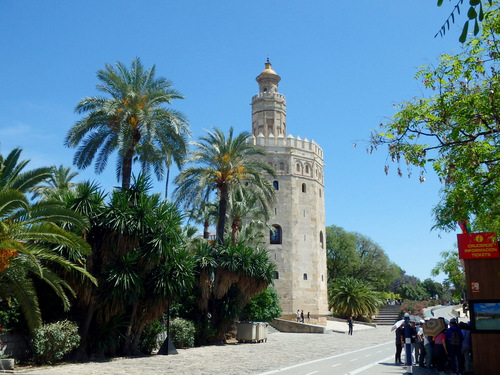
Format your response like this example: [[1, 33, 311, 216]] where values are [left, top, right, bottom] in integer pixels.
[[271, 318, 326, 333]]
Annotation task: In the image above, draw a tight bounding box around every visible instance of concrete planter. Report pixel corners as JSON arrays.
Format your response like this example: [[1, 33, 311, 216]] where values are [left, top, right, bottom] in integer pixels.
[[0, 358, 14, 371]]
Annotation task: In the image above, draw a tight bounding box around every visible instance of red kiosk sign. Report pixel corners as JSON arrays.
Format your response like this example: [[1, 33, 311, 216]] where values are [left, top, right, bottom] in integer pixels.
[[457, 232, 499, 259]]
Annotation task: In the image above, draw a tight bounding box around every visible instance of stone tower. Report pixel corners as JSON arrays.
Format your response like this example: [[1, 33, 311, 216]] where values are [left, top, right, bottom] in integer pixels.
[[250, 60, 329, 323]]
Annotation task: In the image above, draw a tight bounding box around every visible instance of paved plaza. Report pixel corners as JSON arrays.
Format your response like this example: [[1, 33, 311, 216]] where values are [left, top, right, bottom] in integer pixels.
[[14, 321, 399, 375]]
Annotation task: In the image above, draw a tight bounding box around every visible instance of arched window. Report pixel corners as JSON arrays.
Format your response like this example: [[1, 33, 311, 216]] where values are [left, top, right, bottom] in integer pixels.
[[320, 231, 324, 248], [305, 165, 309, 174], [273, 180, 279, 190], [280, 162, 284, 170], [270, 225, 282, 244], [273, 271, 279, 279], [296, 163, 301, 172], [303, 273, 308, 280], [302, 183, 306, 193], [319, 189, 322, 198]]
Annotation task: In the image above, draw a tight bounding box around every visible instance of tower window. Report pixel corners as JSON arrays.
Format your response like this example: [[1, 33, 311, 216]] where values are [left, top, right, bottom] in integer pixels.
[[305, 165, 309, 174], [303, 273, 308, 281], [320, 231, 324, 248], [273, 180, 279, 190], [302, 183, 306, 193], [270, 225, 282, 244], [273, 271, 279, 279], [280, 162, 284, 170], [296, 163, 301, 172], [319, 189, 322, 198]]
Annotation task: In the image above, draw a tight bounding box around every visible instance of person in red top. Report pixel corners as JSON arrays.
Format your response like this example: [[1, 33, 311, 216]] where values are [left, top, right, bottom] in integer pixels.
[[433, 327, 448, 375]]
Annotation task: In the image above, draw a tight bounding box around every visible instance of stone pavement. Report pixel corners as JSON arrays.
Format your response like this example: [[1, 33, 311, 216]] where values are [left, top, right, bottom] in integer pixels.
[[13, 320, 403, 375]]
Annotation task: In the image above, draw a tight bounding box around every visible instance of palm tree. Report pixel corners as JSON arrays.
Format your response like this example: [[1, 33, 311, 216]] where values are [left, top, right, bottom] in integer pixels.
[[191, 240, 275, 343], [65, 57, 190, 189], [328, 277, 383, 319], [135, 131, 188, 199], [0, 148, 95, 332], [63, 175, 193, 356], [31, 164, 79, 199], [174, 127, 275, 243], [227, 178, 275, 245]]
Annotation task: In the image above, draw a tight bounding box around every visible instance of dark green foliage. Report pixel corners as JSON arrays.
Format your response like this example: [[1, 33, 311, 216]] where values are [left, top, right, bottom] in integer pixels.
[[399, 283, 429, 301], [239, 287, 282, 322], [139, 320, 166, 354], [436, 0, 493, 42], [0, 298, 24, 332], [170, 318, 195, 348], [31, 320, 80, 364]]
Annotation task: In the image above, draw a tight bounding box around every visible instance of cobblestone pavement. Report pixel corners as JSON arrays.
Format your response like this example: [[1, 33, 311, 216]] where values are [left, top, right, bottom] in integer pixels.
[[14, 323, 396, 375]]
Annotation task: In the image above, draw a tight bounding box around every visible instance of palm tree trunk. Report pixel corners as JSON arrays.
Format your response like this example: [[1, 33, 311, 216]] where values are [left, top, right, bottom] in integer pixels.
[[164, 166, 170, 199], [123, 302, 139, 355], [216, 185, 228, 243], [231, 218, 241, 245], [203, 219, 210, 239], [122, 148, 134, 190]]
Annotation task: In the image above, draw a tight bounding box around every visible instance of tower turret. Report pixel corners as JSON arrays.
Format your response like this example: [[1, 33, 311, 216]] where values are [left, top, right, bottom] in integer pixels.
[[251, 59, 287, 138]]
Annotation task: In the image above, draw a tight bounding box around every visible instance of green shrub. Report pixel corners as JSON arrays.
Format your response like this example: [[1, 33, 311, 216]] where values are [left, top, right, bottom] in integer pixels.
[[239, 286, 282, 322], [140, 320, 166, 354], [31, 320, 80, 364], [170, 318, 195, 348]]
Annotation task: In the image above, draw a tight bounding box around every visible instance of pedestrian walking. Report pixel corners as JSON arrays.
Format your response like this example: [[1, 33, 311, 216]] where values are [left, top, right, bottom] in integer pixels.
[[445, 318, 463, 375], [347, 316, 354, 335], [395, 325, 404, 365]]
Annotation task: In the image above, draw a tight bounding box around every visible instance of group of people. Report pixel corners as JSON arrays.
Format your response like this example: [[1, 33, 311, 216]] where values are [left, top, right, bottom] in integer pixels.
[[296, 310, 311, 323], [395, 317, 472, 375]]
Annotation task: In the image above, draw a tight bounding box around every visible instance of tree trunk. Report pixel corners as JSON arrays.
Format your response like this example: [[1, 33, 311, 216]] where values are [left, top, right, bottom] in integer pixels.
[[164, 166, 170, 199], [122, 147, 134, 190], [123, 302, 139, 355], [231, 218, 241, 245], [203, 219, 210, 239], [216, 185, 228, 243]]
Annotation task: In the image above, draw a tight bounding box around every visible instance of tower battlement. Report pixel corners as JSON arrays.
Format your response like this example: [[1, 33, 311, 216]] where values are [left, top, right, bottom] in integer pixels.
[[250, 133, 324, 160], [251, 92, 286, 101]]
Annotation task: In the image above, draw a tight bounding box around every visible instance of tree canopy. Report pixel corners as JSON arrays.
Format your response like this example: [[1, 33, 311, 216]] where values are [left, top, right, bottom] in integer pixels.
[[65, 57, 189, 189], [325, 225, 398, 292], [371, 6, 500, 234]]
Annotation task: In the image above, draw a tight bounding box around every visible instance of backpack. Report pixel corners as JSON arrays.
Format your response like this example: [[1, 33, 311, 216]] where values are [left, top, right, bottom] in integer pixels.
[[450, 329, 461, 346]]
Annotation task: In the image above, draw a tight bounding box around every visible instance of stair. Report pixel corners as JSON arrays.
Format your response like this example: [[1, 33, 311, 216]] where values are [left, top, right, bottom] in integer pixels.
[[373, 305, 401, 326]]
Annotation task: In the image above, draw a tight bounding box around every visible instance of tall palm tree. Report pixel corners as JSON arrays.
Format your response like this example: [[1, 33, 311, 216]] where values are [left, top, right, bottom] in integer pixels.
[[174, 127, 275, 243], [135, 131, 188, 199], [0, 148, 95, 332], [65, 57, 190, 189]]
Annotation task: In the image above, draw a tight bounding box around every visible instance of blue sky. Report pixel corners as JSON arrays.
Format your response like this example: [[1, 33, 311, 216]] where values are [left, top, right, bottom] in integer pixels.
[[1, 1, 466, 284]]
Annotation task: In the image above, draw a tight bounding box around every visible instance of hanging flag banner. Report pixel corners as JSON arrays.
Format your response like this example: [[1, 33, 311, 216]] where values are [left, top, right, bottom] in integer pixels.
[[457, 232, 499, 259]]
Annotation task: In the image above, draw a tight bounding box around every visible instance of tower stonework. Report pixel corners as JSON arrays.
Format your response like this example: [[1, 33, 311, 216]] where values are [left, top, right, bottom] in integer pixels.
[[250, 61, 328, 323]]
